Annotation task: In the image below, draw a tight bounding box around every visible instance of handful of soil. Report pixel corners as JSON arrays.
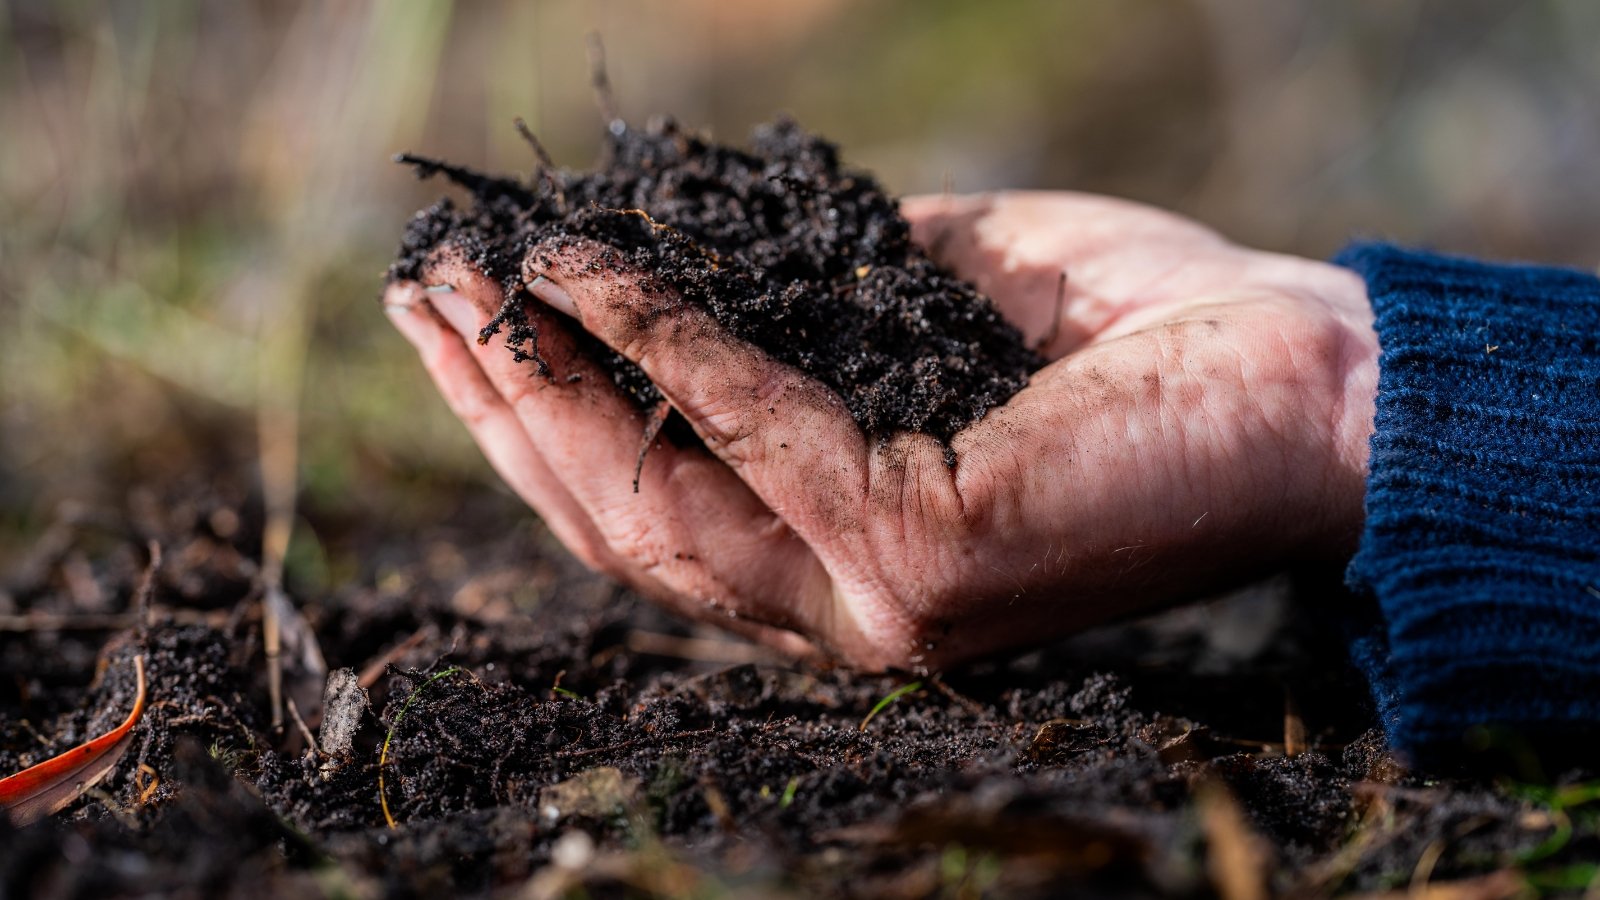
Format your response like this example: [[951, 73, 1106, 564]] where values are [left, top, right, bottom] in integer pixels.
[[389, 115, 1043, 449]]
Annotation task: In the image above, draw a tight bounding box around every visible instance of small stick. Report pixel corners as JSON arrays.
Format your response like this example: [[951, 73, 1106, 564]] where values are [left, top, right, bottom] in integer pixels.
[[1283, 686, 1307, 757], [633, 400, 672, 493], [286, 696, 321, 756], [0, 608, 223, 633], [598, 206, 723, 268], [133, 541, 161, 639], [700, 778, 736, 832], [513, 117, 568, 212], [393, 152, 502, 195], [357, 625, 435, 690], [585, 33, 621, 127], [512, 117, 555, 171], [928, 674, 986, 717]]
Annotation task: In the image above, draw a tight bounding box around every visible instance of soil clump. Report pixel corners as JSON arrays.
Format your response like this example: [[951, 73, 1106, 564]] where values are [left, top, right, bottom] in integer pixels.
[[389, 115, 1044, 448]]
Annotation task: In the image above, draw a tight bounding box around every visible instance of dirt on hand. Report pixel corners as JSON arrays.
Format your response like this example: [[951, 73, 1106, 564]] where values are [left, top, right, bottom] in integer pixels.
[[390, 115, 1044, 453]]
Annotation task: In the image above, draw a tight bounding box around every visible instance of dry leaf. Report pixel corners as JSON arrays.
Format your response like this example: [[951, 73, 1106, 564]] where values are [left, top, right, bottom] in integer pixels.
[[0, 655, 148, 826]]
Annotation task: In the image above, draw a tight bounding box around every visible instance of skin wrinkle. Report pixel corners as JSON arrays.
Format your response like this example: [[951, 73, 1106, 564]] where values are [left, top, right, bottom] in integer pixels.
[[892, 441, 972, 592], [1248, 296, 1364, 551]]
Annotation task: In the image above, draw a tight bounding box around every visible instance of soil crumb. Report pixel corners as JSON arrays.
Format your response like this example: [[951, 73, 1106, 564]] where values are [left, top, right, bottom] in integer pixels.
[[389, 115, 1043, 446]]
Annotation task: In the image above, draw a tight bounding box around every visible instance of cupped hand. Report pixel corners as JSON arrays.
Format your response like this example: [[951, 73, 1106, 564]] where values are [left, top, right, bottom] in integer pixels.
[[385, 191, 1378, 669]]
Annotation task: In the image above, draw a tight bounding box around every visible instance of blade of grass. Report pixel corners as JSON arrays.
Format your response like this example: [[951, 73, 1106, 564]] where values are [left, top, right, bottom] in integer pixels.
[[378, 666, 461, 829], [0, 655, 148, 826], [859, 681, 921, 733]]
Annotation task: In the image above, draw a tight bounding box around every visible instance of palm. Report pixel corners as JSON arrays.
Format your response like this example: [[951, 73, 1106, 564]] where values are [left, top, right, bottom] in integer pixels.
[[386, 191, 1378, 669]]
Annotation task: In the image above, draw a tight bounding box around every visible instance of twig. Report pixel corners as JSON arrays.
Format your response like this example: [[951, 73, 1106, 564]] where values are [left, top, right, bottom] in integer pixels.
[[263, 585, 285, 733], [1034, 269, 1067, 354], [700, 777, 736, 832], [512, 117, 555, 171], [392, 152, 505, 194], [133, 540, 161, 639], [585, 32, 620, 127], [357, 625, 436, 690], [928, 674, 987, 717], [286, 696, 321, 756], [597, 206, 724, 269], [1408, 840, 1447, 896], [0, 608, 221, 633], [513, 117, 567, 212], [1283, 686, 1307, 757], [633, 400, 672, 493], [1197, 781, 1271, 900]]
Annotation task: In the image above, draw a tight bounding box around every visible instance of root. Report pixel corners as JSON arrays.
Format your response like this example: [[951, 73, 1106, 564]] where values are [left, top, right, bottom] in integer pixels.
[[598, 206, 723, 270], [480, 291, 554, 380], [585, 33, 621, 127]]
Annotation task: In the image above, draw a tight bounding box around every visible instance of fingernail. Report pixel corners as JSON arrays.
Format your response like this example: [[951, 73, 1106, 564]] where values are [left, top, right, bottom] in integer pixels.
[[382, 281, 426, 312], [428, 287, 481, 338], [386, 300, 442, 356], [527, 274, 580, 319], [425, 284, 458, 293]]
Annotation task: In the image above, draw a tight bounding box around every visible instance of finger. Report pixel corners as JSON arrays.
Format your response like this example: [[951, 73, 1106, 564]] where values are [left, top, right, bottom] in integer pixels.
[[899, 191, 1232, 356], [385, 281, 623, 573], [416, 255, 883, 659], [521, 240, 983, 668], [521, 240, 880, 550], [389, 281, 835, 658]]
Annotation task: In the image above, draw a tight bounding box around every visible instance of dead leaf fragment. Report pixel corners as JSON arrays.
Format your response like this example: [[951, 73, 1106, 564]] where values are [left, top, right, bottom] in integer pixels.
[[1197, 782, 1271, 900], [538, 767, 639, 825], [319, 668, 368, 759]]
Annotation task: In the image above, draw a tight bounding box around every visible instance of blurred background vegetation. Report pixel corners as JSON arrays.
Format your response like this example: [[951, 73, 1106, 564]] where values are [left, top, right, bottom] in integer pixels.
[[3, 0, 1598, 588]]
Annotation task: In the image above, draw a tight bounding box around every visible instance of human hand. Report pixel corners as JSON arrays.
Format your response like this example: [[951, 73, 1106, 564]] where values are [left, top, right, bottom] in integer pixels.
[[385, 191, 1378, 669]]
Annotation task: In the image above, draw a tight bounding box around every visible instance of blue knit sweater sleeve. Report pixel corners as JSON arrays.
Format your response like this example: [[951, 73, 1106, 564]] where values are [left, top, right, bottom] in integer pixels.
[[1334, 243, 1600, 761]]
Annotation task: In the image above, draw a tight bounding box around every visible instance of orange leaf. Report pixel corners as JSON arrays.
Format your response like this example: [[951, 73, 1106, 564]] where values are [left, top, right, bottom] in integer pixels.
[[0, 654, 148, 826]]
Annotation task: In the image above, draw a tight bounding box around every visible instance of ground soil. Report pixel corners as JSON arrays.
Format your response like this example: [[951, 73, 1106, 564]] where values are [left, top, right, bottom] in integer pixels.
[[389, 116, 1043, 449], [3, 471, 1595, 899]]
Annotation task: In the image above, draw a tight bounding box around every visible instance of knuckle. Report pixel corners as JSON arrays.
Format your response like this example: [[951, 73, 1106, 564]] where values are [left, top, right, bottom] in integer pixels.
[[440, 378, 500, 431]]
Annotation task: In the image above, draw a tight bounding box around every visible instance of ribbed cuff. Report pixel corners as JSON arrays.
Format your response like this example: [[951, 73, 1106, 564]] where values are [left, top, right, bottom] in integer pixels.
[[1335, 242, 1600, 763]]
